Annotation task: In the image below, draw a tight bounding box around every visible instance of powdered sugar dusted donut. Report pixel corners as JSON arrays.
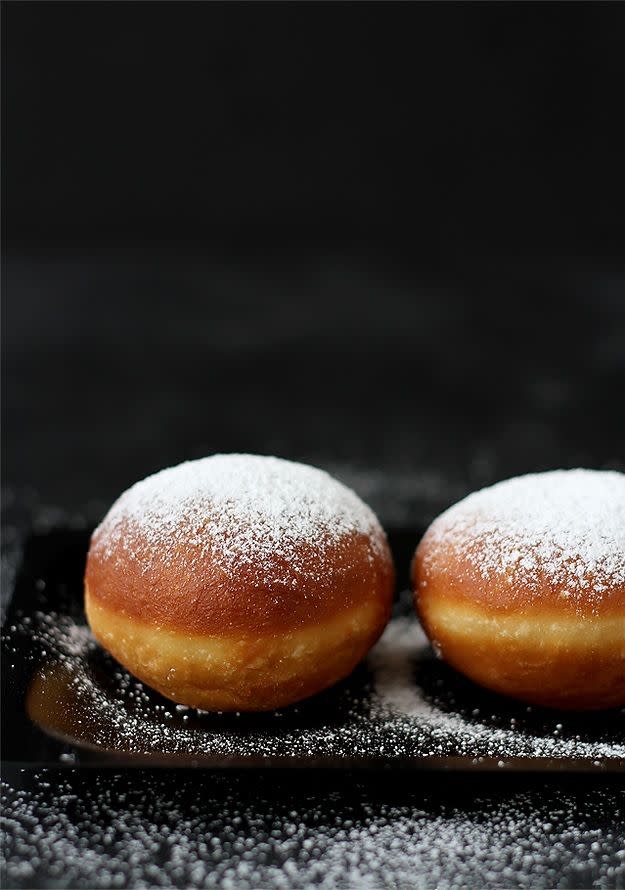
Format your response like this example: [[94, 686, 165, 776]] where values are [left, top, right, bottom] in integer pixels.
[[413, 469, 625, 710], [85, 455, 394, 711]]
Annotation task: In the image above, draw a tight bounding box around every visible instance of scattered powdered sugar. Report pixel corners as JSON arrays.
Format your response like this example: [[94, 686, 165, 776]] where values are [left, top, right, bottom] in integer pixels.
[[423, 469, 625, 609], [95, 455, 386, 585], [5, 479, 624, 886], [2, 772, 624, 889], [5, 608, 623, 767], [3, 597, 625, 887], [371, 617, 625, 764]]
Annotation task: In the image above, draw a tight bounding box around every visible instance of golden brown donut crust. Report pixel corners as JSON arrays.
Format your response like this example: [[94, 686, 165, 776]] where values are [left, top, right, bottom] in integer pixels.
[[84, 455, 395, 711], [85, 589, 390, 711], [414, 534, 625, 618], [413, 554, 625, 709], [86, 521, 394, 635], [413, 470, 625, 710]]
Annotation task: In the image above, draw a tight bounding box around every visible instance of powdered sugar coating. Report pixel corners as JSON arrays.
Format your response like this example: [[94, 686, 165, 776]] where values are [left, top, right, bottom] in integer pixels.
[[422, 469, 625, 609], [95, 454, 387, 587]]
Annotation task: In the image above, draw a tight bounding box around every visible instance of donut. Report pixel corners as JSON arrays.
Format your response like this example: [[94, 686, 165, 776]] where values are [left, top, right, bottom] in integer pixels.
[[413, 469, 625, 710], [85, 454, 394, 711]]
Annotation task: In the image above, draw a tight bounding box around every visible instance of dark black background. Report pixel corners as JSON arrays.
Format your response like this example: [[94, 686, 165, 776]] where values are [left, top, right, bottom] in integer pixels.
[[4, 2, 624, 254], [3, 1, 624, 523]]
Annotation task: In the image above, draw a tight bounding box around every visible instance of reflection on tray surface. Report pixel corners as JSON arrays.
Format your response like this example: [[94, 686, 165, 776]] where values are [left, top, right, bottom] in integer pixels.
[[2, 530, 624, 768]]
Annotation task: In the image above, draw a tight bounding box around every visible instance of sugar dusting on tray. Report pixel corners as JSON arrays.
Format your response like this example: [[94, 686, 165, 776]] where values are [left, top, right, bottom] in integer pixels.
[[3, 771, 625, 889], [371, 617, 625, 762], [6, 609, 623, 765], [422, 469, 625, 610]]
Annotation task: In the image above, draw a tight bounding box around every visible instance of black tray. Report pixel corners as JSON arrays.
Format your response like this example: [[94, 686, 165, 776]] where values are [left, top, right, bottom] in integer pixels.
[[2, 529, 624, 773]]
